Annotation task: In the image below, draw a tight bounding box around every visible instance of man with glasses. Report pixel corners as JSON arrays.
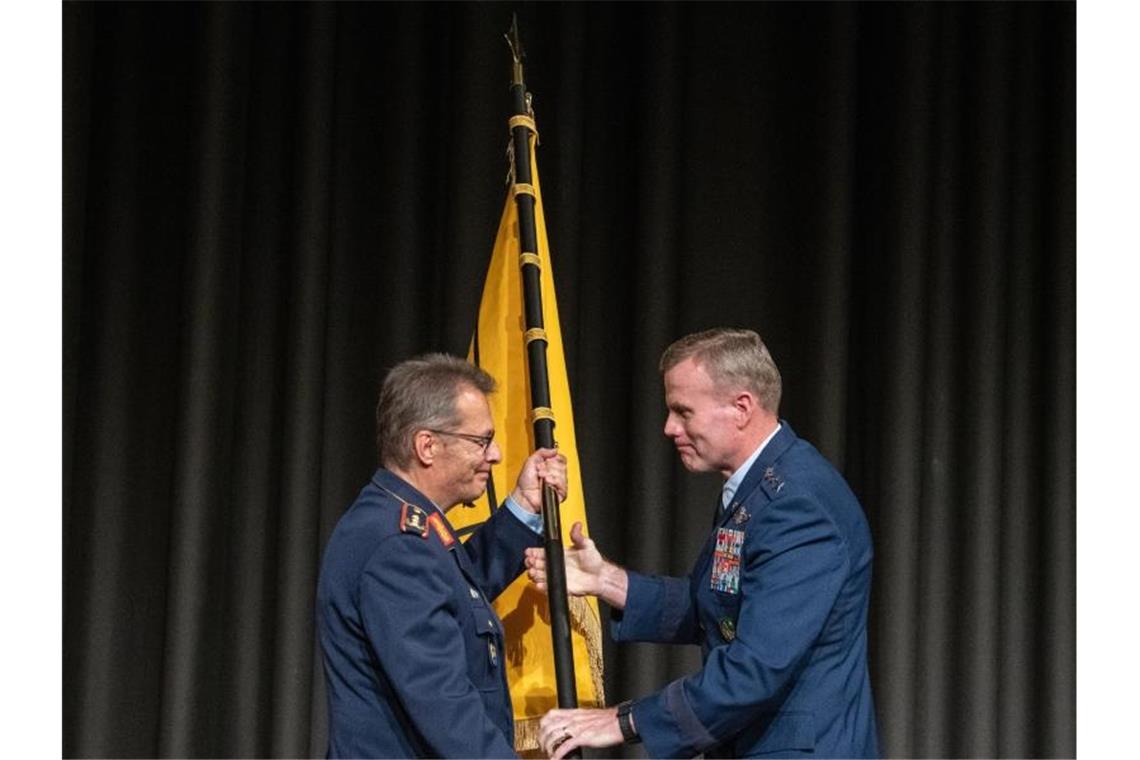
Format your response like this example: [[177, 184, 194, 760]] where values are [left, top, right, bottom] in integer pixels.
[[317, 353, 567, 758]]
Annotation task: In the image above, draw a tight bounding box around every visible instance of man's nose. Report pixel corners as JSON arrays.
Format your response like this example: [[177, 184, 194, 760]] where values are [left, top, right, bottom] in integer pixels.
[[486, 440, 503, 463]]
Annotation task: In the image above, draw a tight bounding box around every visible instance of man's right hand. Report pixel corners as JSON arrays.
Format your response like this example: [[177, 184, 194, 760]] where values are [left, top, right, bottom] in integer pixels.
[[525, 522, 628, 609]]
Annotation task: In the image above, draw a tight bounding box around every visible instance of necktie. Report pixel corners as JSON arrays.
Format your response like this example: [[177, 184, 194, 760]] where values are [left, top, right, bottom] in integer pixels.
[[710, 488, 726, 528]]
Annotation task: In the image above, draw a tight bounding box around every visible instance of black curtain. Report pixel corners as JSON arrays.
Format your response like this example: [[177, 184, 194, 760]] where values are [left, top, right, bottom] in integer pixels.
[[63, 2, 1075, 757]]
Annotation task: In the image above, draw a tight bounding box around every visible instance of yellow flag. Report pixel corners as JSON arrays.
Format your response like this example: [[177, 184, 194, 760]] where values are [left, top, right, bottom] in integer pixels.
[[451, 129, 605, 751]]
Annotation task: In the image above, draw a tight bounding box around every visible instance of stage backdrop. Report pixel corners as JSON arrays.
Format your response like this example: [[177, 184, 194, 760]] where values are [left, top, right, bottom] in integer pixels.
[[63, 2, 1074, 757]]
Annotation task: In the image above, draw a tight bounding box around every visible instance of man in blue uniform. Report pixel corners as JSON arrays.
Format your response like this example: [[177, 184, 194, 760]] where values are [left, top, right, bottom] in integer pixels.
[[529, 329, 879, 758], [317, 354, 567, 758]]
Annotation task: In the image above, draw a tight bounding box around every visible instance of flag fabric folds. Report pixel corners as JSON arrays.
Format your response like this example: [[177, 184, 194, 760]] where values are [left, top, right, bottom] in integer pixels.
[[450, 130, 605, 750]]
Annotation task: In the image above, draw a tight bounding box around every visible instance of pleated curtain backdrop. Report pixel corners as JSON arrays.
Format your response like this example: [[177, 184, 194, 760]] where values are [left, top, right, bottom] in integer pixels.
[[63, 2, 1075, 757]]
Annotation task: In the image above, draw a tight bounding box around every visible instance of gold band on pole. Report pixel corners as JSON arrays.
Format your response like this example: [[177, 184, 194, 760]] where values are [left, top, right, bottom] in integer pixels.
[[519, 252, 541, 269], [512, 183, 536, 199], [524, 328, 548, 346], [530, 407, 555, 424], [508, 114, 538, 136]]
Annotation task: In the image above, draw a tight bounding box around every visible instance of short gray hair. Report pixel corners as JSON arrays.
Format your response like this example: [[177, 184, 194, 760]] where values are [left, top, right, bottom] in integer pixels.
[[659, 328, 782, 413], [375, 354, 496, 469]]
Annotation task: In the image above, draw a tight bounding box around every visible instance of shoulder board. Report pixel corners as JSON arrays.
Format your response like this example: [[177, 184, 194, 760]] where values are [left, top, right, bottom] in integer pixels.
[[399, 503, 430, 538]]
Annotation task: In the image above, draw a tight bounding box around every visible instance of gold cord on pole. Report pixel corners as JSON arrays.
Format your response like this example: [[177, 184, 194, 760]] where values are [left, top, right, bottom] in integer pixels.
[[530, 407, 555, 425]]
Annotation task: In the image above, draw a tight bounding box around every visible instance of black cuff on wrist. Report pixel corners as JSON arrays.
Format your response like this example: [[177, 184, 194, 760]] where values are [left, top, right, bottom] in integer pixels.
[[617, 700, 641, 744]]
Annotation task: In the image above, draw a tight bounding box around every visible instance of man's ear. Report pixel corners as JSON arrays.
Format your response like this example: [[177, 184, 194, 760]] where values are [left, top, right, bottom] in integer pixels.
[[733, 391, 758, 429], [412, 430, 436, 467]]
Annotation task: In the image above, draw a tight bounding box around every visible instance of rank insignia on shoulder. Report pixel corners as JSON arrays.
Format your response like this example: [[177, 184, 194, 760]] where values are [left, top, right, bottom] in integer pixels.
[[762, 466, 786, 494], [399, 503, 429, 537]]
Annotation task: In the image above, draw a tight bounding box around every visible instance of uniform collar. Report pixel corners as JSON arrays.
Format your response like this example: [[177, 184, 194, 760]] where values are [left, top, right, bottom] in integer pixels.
[[721, 423, 782, 509], [371, 468, 461, 549], [719, 421, 797, 519], [371, 468, 442, 514]]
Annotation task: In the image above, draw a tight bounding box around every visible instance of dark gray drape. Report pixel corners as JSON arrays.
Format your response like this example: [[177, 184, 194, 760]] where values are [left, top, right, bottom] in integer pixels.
[[63, 2, 1075, 757]]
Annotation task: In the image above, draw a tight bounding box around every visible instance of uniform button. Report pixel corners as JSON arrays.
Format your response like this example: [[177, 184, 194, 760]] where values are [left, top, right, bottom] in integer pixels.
[[470, 587, 479, 598]]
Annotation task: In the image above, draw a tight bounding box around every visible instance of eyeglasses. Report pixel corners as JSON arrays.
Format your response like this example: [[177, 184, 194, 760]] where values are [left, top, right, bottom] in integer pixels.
[[427, 429, 495, 453]]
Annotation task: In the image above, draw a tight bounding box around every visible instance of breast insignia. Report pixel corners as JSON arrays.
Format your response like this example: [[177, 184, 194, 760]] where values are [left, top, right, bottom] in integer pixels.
[[399, 503, 429, 537]]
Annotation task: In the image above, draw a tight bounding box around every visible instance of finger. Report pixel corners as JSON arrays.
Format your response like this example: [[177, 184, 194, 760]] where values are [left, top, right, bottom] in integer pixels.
[[549, 730, 570, 751], [541, 726, 567, 757], [552, 734, 582, 760], [569, 521, 587, 547]]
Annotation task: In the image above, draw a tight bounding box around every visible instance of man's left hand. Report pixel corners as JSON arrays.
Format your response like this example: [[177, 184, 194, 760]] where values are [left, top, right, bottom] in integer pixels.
[[510, 448, 568, 513]]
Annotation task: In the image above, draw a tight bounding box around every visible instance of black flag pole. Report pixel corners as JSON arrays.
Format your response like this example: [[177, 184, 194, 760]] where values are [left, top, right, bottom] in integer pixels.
[[504, 16, 581, 720]]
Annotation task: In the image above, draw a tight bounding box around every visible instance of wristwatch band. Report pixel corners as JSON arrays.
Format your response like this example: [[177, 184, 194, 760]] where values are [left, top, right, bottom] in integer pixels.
[[616, 700, 641, 744]]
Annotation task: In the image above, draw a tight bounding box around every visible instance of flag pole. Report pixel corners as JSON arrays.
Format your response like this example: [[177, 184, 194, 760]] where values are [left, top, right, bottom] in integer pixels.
[[504, 15, 580, 717]]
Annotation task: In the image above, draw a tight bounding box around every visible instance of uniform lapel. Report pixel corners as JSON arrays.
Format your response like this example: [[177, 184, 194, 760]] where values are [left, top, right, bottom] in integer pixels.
[[693, 423, 799, 580]]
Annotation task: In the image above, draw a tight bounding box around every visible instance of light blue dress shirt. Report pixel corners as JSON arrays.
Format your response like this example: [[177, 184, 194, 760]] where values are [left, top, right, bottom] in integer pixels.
[[504, 493, 544, 534], [721, 423, 782, 511]]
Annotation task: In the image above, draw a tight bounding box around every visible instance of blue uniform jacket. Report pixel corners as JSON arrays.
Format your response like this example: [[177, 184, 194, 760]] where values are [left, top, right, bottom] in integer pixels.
[[614, 423, 879, 758], [317, 468, 540, 758]]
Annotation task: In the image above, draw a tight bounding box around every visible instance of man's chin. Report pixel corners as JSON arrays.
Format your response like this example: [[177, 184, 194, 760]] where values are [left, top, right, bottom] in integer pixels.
[[677, 450, 709, 473], [462, 482, 489, 505]]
